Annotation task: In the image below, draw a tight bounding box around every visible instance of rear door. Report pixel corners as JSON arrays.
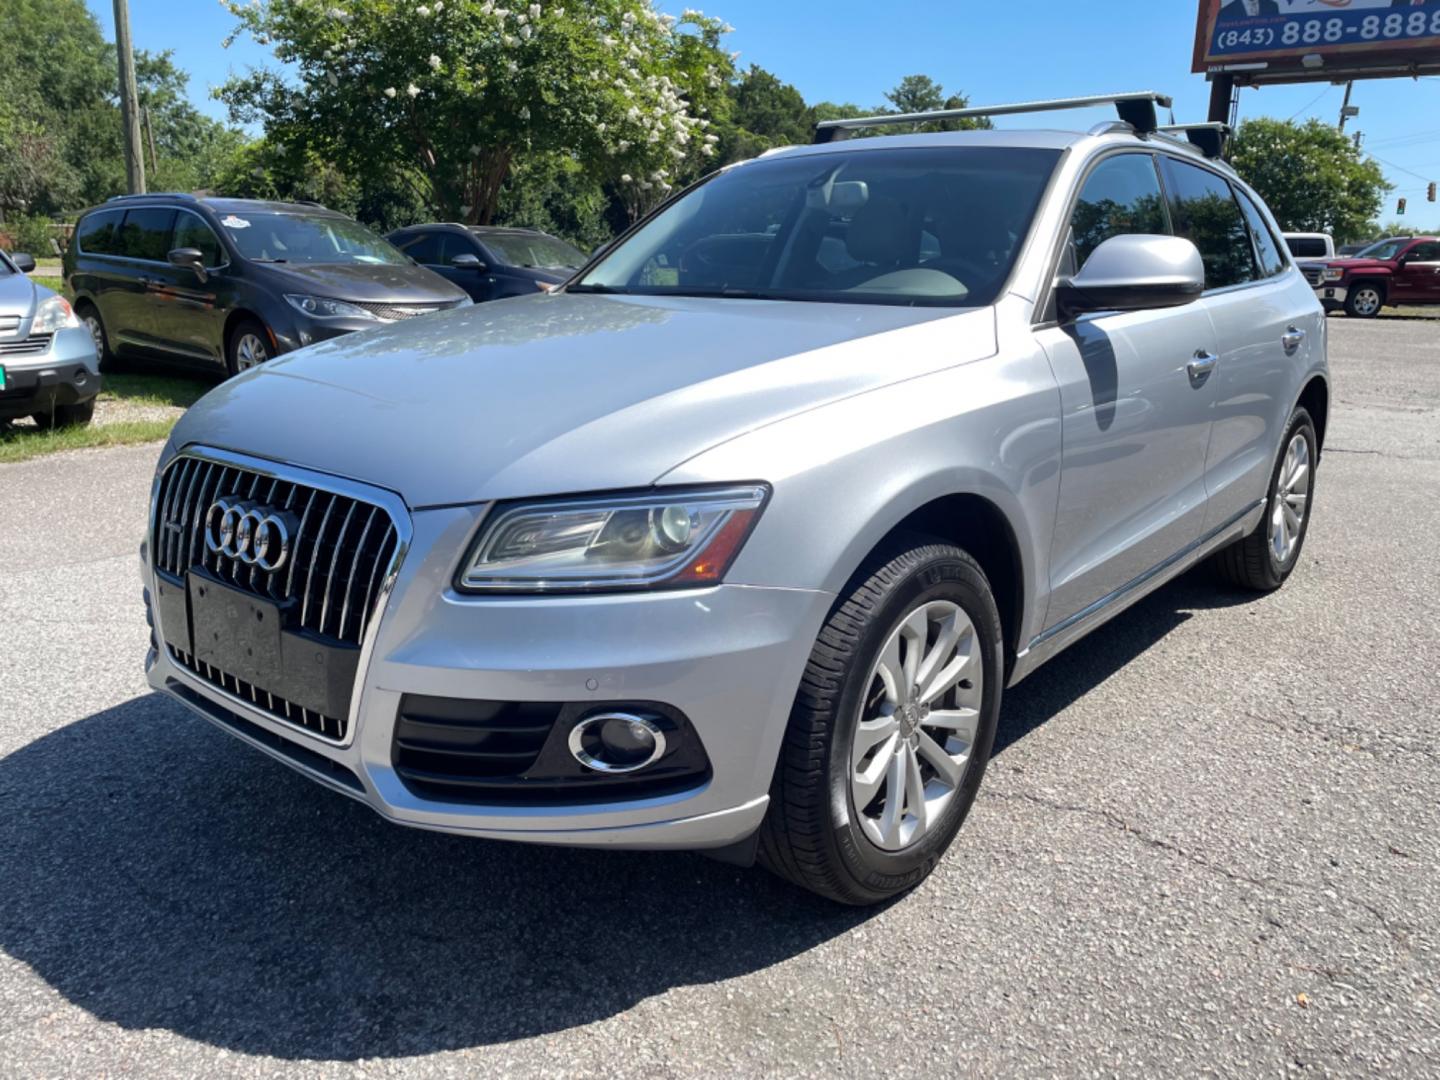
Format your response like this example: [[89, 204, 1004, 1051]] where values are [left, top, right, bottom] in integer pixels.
[[109, 207, 176, 355], [1158, 156, 1320, 532], [1393, 240, 1440, 303], [1035, 152, 1221, 628]]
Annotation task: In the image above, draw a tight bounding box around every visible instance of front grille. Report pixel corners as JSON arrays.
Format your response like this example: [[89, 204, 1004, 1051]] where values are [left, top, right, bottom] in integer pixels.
[[152, 454, 402, 741], [0, 315, 19, 335], [351, 299, 458, 322], [1304, 268, 1324, 287], [0, 334, 53, 356]]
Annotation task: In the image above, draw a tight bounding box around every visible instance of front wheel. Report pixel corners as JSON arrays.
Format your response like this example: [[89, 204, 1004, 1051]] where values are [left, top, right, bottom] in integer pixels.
[[31, 398, 96, 430], [226, 320, 273, 377], [1344, 283, 1384, 318], [759, 538, 1003, 905]]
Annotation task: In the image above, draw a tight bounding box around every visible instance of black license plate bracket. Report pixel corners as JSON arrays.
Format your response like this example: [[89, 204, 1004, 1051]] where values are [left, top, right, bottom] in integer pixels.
[[190, 574, 284, 688]]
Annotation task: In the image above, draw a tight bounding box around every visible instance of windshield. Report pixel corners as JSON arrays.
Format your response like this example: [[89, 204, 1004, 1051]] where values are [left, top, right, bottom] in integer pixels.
[[573, 146, 1061, 307], [218, 211, 408, 265], [482, 232, 585, 270], [1355, 238, 1408, 260]]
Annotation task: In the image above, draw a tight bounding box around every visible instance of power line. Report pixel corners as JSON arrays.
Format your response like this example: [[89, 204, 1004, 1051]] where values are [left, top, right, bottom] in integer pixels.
[[1366, 151, 1435, 183], [1285, 84, 1333, 122]]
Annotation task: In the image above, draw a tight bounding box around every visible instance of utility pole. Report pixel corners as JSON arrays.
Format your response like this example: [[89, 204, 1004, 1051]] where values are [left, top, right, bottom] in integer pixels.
[[1337, 80, 1357, 133], [113, 0, 146, 194]]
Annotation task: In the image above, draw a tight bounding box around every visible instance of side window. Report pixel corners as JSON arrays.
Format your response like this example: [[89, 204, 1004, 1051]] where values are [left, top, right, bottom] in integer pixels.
[[76, 209, 123, 255], [172, 212, 225, 268], [115, 208, 176, 262], [1159, 158, 1256, 290], [1234, 188, 1287, 279], [1406, 241, 1440, 262], [1070, 154, 1169, 268], [399, 232, 443, 265]]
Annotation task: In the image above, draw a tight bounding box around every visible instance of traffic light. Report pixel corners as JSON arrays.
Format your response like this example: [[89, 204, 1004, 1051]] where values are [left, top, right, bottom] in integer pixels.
[[1430, 181, 1438, 203], [1398, 197, 1407, 215]]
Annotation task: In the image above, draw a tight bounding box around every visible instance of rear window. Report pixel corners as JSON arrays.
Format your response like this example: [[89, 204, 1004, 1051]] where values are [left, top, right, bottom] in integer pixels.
[[1286, 237, 1329, 259], [76, 209, 125, 255], [116, 208, 177, 262]]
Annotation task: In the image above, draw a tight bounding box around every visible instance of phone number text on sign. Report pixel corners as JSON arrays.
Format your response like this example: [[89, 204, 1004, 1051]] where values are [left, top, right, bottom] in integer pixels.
[[1213, 9, 1440, 55]]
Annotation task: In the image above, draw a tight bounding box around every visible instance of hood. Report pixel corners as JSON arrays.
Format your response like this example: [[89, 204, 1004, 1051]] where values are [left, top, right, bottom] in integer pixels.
[[0, 270, 40, 331], [1317, 257, 1392, 271], [257, 260, 469, 304], [171, 292, 996, 507]]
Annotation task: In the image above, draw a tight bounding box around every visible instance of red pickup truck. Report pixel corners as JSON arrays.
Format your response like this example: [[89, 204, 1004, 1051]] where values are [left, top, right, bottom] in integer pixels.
[[1298, 236, 1440, 318]]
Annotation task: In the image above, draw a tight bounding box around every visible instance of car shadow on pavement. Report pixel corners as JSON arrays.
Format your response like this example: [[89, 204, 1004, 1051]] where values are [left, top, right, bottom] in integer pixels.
[[0, 567, 1259, 1061]]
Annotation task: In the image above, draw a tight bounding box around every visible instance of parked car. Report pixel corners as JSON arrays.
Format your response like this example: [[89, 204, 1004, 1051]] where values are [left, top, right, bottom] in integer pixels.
[[0, 249, 100, 428], [1283, 232, 1335, 260], [141, 97, 1329, 905], [386, 223, 586, 302], [65, 195, 471, 377], [1297, 235, 1440, 316]]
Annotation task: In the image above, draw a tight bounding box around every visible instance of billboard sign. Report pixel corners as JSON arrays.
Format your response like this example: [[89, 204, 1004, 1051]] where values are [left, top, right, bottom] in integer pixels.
[[1194, 0, 1440, 78]]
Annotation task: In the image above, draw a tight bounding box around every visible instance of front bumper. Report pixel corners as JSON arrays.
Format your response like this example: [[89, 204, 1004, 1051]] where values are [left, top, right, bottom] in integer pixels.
[[0, 325, 101, 419], [143, 500, 832, 850], [1313, 283, 1347, 306]]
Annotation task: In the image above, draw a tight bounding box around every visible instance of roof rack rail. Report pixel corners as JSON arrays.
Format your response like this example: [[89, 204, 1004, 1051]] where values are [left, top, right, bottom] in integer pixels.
[[1156, 123, 1232, 161], [813, 91, 1173, 144], [105, 191, 201, 203]]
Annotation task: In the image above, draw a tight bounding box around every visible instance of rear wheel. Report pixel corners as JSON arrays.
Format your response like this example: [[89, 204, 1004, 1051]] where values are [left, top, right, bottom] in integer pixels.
[[759, 538, 1003, 905], [226, 320, 273, 377], [1344, 282, 1384, 318], [1212, 407, 1317, 591]]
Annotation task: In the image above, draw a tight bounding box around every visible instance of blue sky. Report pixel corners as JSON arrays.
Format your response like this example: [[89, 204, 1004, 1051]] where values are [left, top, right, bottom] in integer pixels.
[[91, 0, 1440, 216]]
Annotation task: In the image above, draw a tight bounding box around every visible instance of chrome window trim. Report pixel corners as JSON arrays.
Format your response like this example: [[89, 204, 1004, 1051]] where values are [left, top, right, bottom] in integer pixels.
[[148, 444, 414, 749]]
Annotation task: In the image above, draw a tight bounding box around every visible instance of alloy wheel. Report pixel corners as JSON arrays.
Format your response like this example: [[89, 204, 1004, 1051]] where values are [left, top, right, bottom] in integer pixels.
[[234, 332, 269, 371], [850, 600, 982, 851], [1352, 287, 1381, 316], [84, 314, 104, 355], [1270, 432, 1311, 565]]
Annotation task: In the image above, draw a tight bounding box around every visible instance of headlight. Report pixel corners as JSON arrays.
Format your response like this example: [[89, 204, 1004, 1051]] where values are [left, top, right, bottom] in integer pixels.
[[284, 294, 379, 320], [1322, 268, 1345, 282], [31, 294, 79, 334], [457, 485, 770, 593]]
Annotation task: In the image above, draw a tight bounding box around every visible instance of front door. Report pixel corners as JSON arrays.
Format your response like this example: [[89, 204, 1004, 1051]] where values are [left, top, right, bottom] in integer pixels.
[[1393, 240, 1440, 303], [145, 210, 227, 366], [1036, 152, 1220, 629]]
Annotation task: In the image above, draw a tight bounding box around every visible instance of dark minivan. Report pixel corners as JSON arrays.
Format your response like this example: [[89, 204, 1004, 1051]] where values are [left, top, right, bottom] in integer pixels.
[[65, 195, 470, 375], [386, 224, 586, 303]]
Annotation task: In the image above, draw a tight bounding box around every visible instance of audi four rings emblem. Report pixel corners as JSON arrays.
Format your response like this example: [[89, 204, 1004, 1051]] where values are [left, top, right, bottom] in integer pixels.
[[205, 498, 296, 572]]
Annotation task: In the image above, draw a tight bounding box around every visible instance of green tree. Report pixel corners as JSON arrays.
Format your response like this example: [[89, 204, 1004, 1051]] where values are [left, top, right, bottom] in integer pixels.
[[718, 65, 812, 163], [880, 75, 990, 134], [1230, 118, 1391, 243], [220, 0, 737, 224]]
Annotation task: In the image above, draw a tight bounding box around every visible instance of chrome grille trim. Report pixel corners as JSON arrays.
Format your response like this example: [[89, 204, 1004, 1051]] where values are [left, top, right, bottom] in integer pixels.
[[1303, 269, 1324, 287], [148, 446, 413, 747]]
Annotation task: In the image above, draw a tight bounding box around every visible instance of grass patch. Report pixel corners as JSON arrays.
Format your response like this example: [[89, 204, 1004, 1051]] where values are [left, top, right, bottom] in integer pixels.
[[0, 371, 212, 465], [30, 275, 65, 294]]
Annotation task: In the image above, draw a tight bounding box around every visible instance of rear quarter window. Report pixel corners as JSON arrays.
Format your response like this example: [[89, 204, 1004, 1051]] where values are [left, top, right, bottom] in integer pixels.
[[76, 209, 124, 255]]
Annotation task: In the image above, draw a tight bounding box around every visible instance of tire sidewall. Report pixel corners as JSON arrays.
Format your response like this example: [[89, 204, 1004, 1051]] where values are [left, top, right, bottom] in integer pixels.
[[1263, 408, 1318, 584], [823, 548, 1003, 897], [1345, 283, 1383, 318], [227, 322, 272, 377]]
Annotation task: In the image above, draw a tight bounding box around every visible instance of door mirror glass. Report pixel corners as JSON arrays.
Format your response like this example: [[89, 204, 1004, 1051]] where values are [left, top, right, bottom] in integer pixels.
[[1056, 234, 1205, 319], [451, 253, 486, 271], [167, 246, 208, 282]]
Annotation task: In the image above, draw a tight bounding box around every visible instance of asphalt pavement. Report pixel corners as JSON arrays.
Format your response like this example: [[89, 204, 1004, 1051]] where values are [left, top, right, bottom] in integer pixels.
[[1, 317, 1437, 1078]]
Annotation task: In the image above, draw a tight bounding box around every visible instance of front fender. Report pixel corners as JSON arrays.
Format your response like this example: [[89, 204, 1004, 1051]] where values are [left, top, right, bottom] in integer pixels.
[[662, 345, 1063, 651]]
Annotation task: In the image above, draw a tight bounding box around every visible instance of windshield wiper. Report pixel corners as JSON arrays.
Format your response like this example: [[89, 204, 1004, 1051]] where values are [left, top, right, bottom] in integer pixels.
[[566, 283, 629, 294]]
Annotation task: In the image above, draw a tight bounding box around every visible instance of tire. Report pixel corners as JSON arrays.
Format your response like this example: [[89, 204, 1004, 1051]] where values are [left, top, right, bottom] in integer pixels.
[[30, 398, 96, 430], [226, 319, 273, 377], [76, 303, 118, 371], [1212, 406, 1317, 592], [758, 537, 1004, 905], [1344, 282, 1384, 318]]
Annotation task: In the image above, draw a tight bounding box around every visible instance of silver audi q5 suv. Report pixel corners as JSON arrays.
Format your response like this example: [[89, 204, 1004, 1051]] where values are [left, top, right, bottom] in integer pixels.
[[142, 97, 1328, 904]]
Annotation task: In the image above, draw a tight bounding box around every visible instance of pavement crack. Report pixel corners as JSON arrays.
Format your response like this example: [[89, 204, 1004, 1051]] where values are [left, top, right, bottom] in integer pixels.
[[985, 789, 1279, 892]]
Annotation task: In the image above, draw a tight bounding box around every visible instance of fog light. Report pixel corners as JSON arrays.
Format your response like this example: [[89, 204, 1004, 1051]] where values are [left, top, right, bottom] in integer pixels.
[[568, 712, 667, 773]]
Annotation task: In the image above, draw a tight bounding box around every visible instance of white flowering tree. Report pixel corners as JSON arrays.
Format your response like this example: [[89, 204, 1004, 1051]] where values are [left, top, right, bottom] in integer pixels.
[[220, 0, 735, 224]]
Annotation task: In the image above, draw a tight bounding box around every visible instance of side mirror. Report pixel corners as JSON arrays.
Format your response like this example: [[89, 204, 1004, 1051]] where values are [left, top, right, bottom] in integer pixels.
[[451, 253, 487, 271], [1055, 234, 1205, 319], [11, 253, 36, 273], [167, 247, 208, 283]]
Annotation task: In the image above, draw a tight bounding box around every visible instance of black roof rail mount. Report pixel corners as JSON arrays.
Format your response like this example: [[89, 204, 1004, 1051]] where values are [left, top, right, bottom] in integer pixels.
[[812, 91, 1173, 144], [1156, 123, 1233, 161]]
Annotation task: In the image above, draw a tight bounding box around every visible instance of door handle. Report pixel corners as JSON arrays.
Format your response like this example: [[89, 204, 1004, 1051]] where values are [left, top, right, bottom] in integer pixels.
[[1281, 326, 1306, 354], [1187, 350, 1218, 384]]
